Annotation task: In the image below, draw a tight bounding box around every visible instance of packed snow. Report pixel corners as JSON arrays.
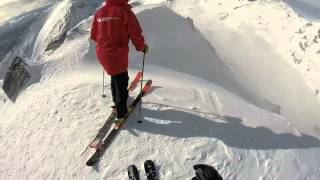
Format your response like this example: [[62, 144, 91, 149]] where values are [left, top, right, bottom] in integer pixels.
[[0, 0, 320, 179]]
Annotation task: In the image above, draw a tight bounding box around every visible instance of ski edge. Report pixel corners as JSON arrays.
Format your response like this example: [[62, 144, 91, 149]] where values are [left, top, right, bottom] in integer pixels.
[[85, 79, 152, 166], [88, 72, 143, 148]]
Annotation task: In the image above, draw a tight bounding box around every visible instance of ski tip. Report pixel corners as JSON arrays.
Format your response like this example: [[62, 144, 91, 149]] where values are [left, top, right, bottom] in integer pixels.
[[144, 159, 156, 170], [146, 79, 152, 85], [127, 164, 140, 180], [86, 159, 96, 166], [143, 80, 152, 92], [144, 160, 155, 165], [127, 164, 138, 171], [144, 160, 157, 180]]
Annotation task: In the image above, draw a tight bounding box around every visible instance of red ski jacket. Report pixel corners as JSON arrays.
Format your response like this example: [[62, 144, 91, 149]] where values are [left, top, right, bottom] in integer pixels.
[[90, 0, 145, 75]]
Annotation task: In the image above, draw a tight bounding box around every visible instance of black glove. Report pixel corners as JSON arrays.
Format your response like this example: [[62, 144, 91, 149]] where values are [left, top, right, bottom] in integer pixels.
[[192, 164, 223, 180], [143, 44, 149, 54]]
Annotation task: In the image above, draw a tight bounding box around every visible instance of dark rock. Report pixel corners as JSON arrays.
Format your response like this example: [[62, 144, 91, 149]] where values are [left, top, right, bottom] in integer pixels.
[[2, 56, 31, 102]]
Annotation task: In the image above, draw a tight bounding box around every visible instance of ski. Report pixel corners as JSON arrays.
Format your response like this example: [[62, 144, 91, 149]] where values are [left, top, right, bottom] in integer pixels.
[[128, 71, 142, 92], [128, 164, 141, 180], [88, 71, 142, 148], [192, 164, 223, 180], [88, 108, 116, 148], [86, 80, 152, 166], [144, 160, 157, 180]]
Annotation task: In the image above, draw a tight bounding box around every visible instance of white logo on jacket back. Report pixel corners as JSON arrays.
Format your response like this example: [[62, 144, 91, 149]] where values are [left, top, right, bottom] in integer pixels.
[[97, 17, 119, 23]]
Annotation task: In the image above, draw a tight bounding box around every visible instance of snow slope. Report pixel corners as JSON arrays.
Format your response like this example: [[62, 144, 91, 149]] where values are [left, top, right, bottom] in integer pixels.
[[0, 0, 103, 78], [284, 0, 320, 20], [0, 0, 320, 179], [0, 0, 59, 23], [0, 6, 47, 78], [171, 0, 320, 133]]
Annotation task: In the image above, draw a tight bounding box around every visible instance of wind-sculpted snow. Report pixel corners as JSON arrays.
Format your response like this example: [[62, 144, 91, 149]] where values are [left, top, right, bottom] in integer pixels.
[[32, 0, 102, 60], [127, 5, 320, 125], [0, 0, 58, 22], [284, 0, 320, 20], [1, 0, 320, 179], [126, 6, 283, 115], [0, 12, 37, 61], [171, 0, 320, 133], [0, 6, 48, 79], [133, 7, 240, 93]]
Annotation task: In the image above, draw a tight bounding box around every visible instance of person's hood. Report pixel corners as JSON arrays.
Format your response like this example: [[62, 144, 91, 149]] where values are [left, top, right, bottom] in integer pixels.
[[106, 0, 132, 10], [106, 0, 129, 6]]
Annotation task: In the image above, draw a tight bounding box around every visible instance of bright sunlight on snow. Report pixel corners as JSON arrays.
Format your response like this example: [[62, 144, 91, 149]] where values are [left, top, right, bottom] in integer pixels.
[[0, 0, 320, 179]]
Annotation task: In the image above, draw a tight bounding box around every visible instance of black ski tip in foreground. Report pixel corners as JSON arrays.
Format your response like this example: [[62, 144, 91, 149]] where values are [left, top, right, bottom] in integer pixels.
[[192, 164, 223, 180], [85, 152, 100, 166], [86, 158, 97, 166], [144, 160, 157, 180], [128, 164, 140, 180], [85, 80, 152, 167]]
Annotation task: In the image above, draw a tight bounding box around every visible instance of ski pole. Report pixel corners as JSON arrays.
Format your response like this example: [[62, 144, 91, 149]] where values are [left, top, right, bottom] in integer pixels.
[[137, 52, 146, 123], [102, 69, 106, 98]]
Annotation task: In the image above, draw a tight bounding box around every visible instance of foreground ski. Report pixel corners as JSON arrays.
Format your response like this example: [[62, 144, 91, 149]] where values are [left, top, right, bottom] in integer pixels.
[[128, 164, 141, 180], [144, 160, 157, 180], [128, 71, 142, 92], [192, 164, 223, 180], [88, 72, 142, 148], [86, 80, 152, 166], [88, 108, 116, 148]]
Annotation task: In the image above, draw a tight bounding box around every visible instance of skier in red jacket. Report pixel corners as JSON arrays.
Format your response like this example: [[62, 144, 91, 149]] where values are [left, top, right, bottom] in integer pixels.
[[90, 0, 148, 124]]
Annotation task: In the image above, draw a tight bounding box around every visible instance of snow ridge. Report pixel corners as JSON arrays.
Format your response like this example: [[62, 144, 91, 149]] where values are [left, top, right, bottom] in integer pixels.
[[0, 0, 320, 179], [32, 0, 102, 60]]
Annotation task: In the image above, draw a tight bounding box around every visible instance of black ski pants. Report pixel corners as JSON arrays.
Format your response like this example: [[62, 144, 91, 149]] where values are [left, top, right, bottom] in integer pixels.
[[111, 71, 129, 118]]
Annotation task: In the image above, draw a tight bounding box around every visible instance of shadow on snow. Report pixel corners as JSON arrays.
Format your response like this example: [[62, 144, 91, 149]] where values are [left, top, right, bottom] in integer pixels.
[[126, 104, 320, 150]]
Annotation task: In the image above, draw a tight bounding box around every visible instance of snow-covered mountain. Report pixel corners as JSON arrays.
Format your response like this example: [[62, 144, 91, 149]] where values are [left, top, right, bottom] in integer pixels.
[[285, 0, 320, 20], [0, 0, 320, 179], [0, 0, 58, 23]]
